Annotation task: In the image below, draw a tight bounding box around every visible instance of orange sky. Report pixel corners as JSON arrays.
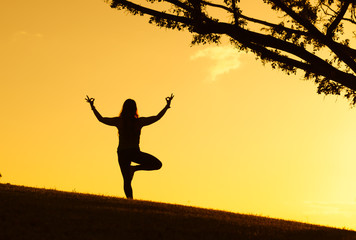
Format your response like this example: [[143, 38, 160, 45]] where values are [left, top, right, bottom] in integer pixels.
[[1, 0, 356, 230]]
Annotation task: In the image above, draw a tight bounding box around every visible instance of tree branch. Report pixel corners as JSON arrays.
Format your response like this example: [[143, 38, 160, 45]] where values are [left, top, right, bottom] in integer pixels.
[[231, 0, 239, 25], [107, 0, 356, 92], [111, 0, 194, 26], [239, 40, 356, 91], [189, 0, 356, 61], [268, 0, 356, 74], [201, 20, 356, 89], [165, 0, 191, 12], [200, 0, 231, 12], [342, 17, 356, 24], [326, 0, 352, 37], [225, 24, 332, 69]]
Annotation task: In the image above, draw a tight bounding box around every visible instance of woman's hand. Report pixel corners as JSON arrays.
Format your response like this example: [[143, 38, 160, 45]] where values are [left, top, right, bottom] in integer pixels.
[[165, 93, 174, 108], [85, 95, 95, 108]]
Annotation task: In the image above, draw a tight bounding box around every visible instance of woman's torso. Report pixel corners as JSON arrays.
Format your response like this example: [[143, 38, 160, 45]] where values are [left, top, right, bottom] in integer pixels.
[[117, 117, 142, 150]]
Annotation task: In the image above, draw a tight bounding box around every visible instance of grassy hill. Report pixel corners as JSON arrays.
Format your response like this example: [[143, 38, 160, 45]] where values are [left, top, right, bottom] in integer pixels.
[[1, 183, 355, 240]]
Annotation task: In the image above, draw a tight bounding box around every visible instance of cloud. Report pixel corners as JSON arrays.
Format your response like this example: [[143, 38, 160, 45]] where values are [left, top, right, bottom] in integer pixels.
[[303, 200, 356, 217], [12, 31, 44, 41], [190, 46, 241, 81]]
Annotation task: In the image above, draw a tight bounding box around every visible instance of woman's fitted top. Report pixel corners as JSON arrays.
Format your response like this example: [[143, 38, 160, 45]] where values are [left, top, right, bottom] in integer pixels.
[[92, 104, 169, 149], [117, 118, 142, 150], [98, 116, 159, 150]]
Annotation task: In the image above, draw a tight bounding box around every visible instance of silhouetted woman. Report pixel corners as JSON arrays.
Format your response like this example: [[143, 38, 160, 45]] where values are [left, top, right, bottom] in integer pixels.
[[85, 94, 174, 199]]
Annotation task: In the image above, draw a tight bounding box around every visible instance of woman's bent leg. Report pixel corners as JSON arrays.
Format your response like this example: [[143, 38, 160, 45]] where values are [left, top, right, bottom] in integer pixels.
[[133, 152, 162, 171], [118, 149, 162, 198]]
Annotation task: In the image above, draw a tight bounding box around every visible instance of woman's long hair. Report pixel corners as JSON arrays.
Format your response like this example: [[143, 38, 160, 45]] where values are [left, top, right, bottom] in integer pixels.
[[119, 99, 139, 119]]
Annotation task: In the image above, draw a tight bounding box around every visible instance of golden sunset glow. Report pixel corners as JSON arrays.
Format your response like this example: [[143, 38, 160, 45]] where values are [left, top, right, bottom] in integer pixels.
[[1, 0, 356, 230]]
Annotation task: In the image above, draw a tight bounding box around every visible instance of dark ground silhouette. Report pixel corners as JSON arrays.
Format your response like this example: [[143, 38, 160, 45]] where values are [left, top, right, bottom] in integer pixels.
[[1, 184, 356, 240]]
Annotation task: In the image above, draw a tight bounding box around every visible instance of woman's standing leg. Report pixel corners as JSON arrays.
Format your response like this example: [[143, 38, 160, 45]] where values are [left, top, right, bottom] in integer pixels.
[[118, 149, 134, 199], [118, 149, 162, 199]]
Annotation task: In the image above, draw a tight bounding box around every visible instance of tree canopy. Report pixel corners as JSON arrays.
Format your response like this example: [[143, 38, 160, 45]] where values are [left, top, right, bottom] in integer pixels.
[[106, 0, 356, 104]]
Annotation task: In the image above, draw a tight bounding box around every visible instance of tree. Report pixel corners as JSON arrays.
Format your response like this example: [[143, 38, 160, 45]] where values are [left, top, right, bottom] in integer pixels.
[[106, 0, 356, 104]]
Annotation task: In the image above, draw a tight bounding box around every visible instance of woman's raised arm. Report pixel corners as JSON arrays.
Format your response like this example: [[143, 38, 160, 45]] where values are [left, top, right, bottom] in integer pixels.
[[85, 95, 118, 126], [140, 94, 174, 126]]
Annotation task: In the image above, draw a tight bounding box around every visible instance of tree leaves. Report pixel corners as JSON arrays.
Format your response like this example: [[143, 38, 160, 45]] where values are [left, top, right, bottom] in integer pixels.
[[106, 0, 356, 105]]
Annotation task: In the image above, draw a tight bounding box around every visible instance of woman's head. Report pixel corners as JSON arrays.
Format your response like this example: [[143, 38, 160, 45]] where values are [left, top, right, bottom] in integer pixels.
[[120, 99, 138, 118]]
